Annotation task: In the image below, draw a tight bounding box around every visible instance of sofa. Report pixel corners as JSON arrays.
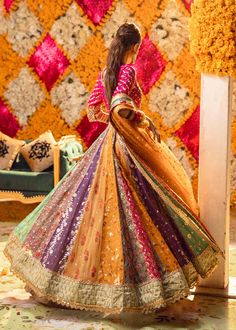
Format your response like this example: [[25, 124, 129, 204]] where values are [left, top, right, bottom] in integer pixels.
[[0, 137, 83, 204]]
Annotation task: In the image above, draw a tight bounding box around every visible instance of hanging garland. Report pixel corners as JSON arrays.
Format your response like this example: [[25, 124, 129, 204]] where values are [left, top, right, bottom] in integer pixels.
[[189, 0, 236, 78]]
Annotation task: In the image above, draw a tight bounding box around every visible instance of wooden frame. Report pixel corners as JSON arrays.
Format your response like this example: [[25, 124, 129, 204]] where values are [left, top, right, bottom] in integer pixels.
[[0, 191, 45, 204]]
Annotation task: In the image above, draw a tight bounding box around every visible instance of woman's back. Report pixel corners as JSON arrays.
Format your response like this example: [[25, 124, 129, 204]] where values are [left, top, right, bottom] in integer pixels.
[[88, 64, 142, 114]]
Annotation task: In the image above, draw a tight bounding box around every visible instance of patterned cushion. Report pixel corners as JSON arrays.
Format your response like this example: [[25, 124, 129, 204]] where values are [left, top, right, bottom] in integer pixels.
[[20, 131, 56, 172], [0, 132, 25, 170]]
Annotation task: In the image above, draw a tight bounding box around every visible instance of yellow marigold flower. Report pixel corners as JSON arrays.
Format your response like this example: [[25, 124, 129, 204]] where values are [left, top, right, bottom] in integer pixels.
[[189, 0, 236, 78]]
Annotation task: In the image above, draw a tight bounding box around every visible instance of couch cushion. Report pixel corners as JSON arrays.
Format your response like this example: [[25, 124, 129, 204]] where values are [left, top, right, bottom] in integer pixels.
[[20, 131, 56, 172], [0, 132, 25, 170], [0, 169, 54, 192], [12, 150, 54, 172]]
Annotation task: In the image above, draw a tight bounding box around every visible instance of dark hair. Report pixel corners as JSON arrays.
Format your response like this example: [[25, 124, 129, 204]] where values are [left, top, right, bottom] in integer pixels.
[[104, 23, 141, 105]]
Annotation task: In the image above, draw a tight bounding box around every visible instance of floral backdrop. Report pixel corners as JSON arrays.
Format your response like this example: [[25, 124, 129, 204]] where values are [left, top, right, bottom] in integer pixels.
[[0, 0, 235, 211]]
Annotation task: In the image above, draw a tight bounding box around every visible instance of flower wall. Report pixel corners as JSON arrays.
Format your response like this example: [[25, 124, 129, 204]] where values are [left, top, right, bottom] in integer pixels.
[[0, 0, 235, 207], [189, 0, 236, 78]]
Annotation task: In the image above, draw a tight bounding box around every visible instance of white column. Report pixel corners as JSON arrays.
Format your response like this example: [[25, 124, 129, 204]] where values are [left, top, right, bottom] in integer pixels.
[[197, 74, 232, 289]]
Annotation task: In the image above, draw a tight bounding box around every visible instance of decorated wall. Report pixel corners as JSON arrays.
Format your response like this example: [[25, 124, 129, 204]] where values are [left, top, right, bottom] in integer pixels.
[[0, 0, 235, 207]]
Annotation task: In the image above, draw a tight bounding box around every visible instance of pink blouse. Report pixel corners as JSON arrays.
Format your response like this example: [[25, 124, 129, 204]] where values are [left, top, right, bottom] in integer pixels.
[[87, 64, 142, 123]]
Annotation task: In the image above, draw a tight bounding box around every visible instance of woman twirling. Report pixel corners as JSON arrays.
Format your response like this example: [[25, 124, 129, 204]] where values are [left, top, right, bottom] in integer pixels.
[[4, 23, 224, 313]]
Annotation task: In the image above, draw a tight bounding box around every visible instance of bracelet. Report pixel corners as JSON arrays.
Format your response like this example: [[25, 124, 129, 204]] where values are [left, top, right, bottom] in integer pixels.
[[111, 93, 135, 111], [136, 119, 150, 128], [132, 110, 149, 128], [133, 111, 143, 122]]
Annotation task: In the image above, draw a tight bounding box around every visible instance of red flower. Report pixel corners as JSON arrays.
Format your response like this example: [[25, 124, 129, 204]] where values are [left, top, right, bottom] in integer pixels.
[[91, 266, 97, 277]]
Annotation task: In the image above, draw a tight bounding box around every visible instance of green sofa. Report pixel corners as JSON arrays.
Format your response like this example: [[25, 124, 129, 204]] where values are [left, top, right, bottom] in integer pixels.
[[0, 138, 83, 203]]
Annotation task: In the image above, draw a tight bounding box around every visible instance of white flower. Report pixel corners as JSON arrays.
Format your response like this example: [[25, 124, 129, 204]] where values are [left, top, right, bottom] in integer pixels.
[[51, 72, 89, 126], [4, 68, 45, 126], [150, 0, 189, 61], [50, 3, 92, 60], [6, 2, 43, 57], [149, 70, 192, 127], [0, 5, 7, 35]]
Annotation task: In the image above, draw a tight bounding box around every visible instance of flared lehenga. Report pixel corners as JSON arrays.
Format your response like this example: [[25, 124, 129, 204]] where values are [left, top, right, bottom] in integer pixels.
[[4, 105, 224, 313]]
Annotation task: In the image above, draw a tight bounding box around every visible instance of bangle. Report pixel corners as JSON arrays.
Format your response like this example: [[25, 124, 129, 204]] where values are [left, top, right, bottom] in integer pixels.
[[132, 110, 149, 128], [132, 110, 145, 123], [136, 119, 149, 128]]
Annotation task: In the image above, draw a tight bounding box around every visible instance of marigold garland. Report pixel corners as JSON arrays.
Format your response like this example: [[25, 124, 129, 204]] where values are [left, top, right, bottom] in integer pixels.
[[16, 98, 76, 141], [175, 0, 192, 16], [72, 32, 108, 91], [172, 44, 200, 99], [231, 191, 236, 207], [0, 35, 24, 95], [124, 0, 167, 31], [189, 0, 236, 78], [27, 0, 73, 31]]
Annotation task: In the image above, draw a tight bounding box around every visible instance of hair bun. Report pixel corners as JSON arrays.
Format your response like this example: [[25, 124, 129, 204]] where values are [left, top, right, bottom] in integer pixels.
[[116, 23, 133, 37], [116, 30, 126, 41]]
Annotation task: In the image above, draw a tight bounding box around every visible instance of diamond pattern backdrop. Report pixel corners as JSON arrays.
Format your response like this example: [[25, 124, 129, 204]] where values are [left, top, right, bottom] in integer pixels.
[[0, 0, 235, 206]]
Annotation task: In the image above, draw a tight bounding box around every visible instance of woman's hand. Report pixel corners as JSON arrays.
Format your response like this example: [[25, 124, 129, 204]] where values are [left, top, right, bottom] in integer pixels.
[[146, 117, 161, 143]]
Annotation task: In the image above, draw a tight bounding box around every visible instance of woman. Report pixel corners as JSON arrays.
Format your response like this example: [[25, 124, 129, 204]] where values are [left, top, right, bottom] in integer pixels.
[[4, 23, 224, 313]]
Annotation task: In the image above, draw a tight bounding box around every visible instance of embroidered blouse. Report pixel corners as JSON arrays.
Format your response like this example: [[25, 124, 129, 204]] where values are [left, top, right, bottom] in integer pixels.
[[87, 64, 142, 124]]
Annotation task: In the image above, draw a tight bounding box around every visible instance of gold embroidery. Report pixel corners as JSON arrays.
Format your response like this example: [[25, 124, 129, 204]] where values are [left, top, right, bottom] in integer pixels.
[[4, 234, 191, 313]]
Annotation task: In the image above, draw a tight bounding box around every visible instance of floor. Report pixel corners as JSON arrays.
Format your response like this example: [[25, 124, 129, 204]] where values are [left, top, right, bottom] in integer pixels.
[[0, 211, 236, 330]]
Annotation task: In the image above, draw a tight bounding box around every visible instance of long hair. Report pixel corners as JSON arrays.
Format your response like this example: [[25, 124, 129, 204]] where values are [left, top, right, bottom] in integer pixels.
[[104, 23, 141, 105]]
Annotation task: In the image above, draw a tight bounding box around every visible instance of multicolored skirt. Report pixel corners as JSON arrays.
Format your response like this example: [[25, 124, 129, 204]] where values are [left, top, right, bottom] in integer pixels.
[[4, 108, 224, 313]]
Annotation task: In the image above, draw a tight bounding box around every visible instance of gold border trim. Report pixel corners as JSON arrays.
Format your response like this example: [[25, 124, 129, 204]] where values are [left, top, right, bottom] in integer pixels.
[[4, 235, 190, 313], [3, 235, 220, 313]]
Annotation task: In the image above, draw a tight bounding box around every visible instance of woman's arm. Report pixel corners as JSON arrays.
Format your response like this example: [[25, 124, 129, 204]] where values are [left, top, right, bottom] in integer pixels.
[[111, 93, 148, 125], [111, 66, 149, 126], [111, 66, 161, 142]]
